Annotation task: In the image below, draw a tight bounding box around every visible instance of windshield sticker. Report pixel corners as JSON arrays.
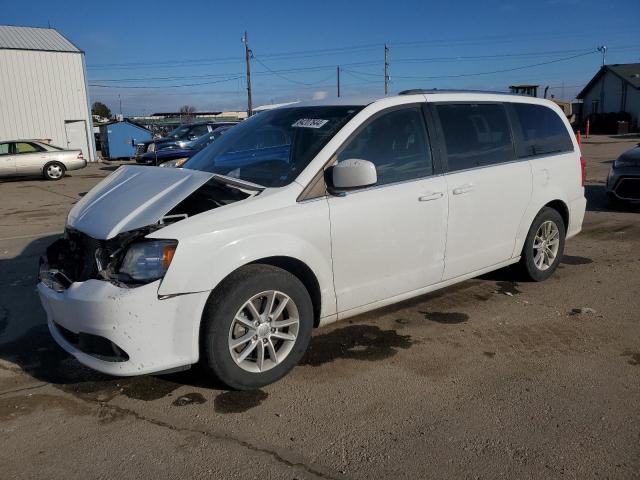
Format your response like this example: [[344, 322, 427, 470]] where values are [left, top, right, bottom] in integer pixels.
[[292, 118, 329, 129]]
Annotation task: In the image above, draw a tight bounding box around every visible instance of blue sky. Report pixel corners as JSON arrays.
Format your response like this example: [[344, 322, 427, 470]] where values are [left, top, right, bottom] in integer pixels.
[[2, 0, 639, 114]]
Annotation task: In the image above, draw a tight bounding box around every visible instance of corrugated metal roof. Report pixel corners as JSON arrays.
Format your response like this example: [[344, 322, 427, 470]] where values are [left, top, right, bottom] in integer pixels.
[[0, 25, 81, 53]]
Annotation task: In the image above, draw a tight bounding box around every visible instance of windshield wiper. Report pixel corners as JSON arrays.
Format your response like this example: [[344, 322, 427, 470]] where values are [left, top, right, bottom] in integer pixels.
[[211, 174, 265, 192]]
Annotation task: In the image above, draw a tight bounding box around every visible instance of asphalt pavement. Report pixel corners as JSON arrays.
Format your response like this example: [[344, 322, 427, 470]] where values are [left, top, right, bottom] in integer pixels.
[[0, 138, 638, 479]]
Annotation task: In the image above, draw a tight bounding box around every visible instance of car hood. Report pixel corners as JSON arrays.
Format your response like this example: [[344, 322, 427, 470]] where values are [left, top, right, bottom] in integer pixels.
[[616, 146, 640, 166], [67, 165, 214, 239]]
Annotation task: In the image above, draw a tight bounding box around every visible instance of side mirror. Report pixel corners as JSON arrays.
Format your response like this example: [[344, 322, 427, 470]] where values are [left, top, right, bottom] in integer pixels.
[[331, 159, 377, 191]]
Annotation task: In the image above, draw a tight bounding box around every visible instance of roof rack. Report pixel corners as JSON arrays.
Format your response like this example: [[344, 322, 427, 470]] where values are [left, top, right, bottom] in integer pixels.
[[398, 88, 516, 95]]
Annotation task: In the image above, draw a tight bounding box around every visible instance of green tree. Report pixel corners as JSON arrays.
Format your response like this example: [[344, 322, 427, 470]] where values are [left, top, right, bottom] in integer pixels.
[[91, 101, 112, 119]]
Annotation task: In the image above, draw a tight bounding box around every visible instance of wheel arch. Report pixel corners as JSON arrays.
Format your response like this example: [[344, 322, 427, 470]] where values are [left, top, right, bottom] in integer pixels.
[[197, 255, 323, 333], [513, 197, 570, 258], [543, 199, 569, 230], [248, 256, 322, 328]]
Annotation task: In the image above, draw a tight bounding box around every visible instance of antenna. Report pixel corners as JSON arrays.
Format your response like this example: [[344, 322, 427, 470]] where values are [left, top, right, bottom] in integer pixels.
[[597, 45, 607, 66]]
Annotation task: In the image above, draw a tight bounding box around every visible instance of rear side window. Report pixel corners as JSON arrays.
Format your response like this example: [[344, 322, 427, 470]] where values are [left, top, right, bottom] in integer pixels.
[[15, 142, 43, 154], [336, 106, 433, 186], [512, 103, 573, 157], [0, 143, 10, 155], [436, 103, 514, 171]]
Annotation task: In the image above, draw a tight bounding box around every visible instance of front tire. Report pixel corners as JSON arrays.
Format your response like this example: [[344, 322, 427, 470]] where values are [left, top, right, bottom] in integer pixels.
[[200, 265, 313, 390], [43, 162, 65, 180], [519, 207, 565, 282]]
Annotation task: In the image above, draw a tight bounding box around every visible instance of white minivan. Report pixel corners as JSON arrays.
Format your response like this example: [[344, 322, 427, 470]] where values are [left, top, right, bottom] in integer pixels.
[[38, 91, 586, 389]]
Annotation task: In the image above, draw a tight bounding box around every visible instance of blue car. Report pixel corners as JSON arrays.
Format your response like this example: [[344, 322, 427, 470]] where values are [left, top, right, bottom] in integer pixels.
[[133, 121, 237, 160], [137, 126, 232, 167]]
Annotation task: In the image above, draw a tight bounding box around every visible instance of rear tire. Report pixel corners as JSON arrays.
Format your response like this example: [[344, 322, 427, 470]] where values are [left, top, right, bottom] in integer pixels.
[[43, 162, 65, 180], [519, 207, 565, 282], [200, 264, 313, 390]]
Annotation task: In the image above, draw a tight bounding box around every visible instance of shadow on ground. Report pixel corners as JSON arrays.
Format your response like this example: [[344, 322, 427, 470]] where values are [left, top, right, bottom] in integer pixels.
[[585, 184, 640, 213]]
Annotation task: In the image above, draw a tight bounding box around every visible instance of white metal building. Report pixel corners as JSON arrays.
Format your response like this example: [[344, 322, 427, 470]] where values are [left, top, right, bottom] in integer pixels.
[[0, 25, 96, 161]]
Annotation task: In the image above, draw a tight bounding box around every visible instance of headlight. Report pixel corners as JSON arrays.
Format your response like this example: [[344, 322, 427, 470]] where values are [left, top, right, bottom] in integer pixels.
[[148, 143, 156, 153], [613, 158, 638, 168], [159, 157, 189, 168], [119, 240, 177, 282]]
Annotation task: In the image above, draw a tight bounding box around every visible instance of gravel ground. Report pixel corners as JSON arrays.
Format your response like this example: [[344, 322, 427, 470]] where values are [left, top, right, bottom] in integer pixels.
[[0, 137, 639, 479]]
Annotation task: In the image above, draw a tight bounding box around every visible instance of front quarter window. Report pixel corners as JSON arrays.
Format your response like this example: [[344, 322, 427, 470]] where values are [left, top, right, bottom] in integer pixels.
[[184, 106, 363, 188]]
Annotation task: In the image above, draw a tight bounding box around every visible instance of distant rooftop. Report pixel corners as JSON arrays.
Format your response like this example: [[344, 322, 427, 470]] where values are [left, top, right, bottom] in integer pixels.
[[577, 63, 640, 99], [0, 25, 81, 53], [150, 111, 223, 117]]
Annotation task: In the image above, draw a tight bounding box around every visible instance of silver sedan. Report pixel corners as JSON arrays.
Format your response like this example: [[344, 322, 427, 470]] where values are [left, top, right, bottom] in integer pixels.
[[0, 140, 87, 180]]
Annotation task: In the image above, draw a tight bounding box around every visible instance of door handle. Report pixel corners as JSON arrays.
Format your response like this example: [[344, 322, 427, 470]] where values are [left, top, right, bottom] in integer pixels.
[[452, 183, 474, 195], [418, 192, 443, 202]]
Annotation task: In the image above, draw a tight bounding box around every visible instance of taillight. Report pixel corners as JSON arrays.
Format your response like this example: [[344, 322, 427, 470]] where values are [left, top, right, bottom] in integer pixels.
[[580, 155, 586, 186]]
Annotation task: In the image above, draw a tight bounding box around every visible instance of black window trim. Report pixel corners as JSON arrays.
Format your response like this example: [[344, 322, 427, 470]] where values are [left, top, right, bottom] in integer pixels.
[[298, 102, 442, 201], [427, 100, 519, 175]]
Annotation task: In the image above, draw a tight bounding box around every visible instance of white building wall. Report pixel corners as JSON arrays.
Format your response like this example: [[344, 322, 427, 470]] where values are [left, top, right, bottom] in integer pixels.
[[0, 49, 96, 161], [581, 70, 639, 125], [625, 88, 640, 126]]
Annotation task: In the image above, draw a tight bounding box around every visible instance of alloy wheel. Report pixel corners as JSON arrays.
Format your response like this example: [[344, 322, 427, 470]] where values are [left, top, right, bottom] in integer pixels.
[[228, 290, 299, 373], [532, 220, 560, 271]]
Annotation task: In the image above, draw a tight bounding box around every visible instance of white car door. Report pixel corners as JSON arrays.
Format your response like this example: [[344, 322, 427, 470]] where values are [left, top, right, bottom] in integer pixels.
[[0, 142, 16, 176], [328, 105, 448, 314], [432, 102, 532, 280]]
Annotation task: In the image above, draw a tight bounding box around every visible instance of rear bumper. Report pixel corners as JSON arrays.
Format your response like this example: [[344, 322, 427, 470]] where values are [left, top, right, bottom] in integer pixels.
[[38, 279, 210, 376], [65, 159, 87, 171], [567, 195, 586, 239]]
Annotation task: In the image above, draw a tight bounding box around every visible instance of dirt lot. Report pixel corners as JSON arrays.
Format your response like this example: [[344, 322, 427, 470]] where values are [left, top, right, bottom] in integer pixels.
[[1, 137, 639, 479]]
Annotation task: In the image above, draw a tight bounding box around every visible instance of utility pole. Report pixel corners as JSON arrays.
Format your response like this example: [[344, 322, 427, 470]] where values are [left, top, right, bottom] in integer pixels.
[[242, 31, 253, 116], [597, 45, 607, 66], [337, 66, 341, 98], [384, 44, 390, 95]]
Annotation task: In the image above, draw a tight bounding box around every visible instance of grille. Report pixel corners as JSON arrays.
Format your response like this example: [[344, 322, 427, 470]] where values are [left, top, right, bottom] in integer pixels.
[[46, 230, 106, 282], [134, 143, 147, 157], [615, 177, 640, 200]]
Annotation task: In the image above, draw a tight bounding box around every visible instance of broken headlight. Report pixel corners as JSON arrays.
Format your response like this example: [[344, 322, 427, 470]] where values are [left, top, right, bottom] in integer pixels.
[[118, 240, 177, 283]]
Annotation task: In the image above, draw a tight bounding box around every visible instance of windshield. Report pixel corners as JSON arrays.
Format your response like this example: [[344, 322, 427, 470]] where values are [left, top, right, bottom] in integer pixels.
[[184, 106, 363, 187], [191, 127, 230, 150], [166, 125, 191, 138]]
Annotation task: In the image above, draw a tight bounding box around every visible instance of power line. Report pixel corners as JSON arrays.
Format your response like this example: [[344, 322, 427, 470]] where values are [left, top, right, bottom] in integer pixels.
[[344, 51, 597, 81], [88, 76, 243, 89], [252, 56, 336, 86]]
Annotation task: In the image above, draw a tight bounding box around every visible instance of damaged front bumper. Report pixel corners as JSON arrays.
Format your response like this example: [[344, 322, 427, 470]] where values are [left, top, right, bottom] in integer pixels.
[[38, 277, 210, 376]]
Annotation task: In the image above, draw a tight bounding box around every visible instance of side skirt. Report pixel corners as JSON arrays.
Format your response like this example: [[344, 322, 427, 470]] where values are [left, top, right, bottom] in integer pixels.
[[317, 256, 521, 327]]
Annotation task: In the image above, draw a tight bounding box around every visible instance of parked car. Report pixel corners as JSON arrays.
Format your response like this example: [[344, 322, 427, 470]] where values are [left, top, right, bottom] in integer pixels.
[[0, 140, 86, 180], [38, 91, 586, 389], [136, 126, 232, 167], [133, 121, 238, 159], [606, 144, 640, 204]]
